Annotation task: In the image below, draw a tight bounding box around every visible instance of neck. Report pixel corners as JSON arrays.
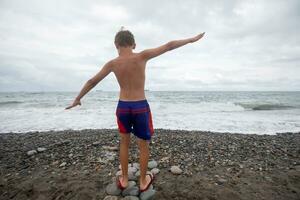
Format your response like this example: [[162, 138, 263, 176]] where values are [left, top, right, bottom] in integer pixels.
[[118, 47, 133, 56]]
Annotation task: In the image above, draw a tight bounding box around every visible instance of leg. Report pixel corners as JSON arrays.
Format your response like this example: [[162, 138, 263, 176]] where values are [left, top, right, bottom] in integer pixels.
[[137, 137, 151, 190], [119, 132, 130, 187]]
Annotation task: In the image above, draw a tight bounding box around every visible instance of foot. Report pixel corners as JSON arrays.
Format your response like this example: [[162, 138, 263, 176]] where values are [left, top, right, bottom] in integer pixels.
[[117, 175, 128, 189], [139, 173, 154, 192]]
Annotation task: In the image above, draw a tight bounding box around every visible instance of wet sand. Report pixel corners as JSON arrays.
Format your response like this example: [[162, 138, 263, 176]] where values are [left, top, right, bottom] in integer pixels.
[[0, 129, 299, 200]]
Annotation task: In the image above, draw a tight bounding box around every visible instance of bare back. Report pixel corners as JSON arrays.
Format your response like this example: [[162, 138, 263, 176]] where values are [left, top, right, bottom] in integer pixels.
[[111, 53, 147, 101]]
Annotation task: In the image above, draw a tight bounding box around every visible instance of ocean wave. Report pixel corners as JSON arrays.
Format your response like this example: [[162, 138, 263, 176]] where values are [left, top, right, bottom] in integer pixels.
[[236, 103, 295, 111], [0, 101, 23, 106]]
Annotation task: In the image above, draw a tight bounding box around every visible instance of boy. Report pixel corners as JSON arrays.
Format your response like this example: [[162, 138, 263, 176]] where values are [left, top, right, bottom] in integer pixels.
[[65, 28, 205, 193]]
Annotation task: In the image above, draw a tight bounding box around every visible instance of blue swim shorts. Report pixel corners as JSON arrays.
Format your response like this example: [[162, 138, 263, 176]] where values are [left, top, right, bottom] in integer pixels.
[[116, 99, 154, 141]]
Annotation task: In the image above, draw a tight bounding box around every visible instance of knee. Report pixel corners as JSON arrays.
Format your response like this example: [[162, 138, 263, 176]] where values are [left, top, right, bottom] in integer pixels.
[[137, 138, 149, 150]]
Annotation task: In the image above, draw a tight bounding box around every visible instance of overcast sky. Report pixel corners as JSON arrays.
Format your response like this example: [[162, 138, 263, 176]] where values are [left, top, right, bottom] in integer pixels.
[[0, 0, 299, 92]]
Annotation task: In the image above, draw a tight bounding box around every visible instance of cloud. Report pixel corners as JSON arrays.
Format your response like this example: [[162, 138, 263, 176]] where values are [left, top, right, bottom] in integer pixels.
[[0, 0, 299, 91]]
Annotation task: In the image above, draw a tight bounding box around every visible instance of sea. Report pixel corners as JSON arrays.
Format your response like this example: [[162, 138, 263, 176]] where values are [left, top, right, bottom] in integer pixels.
[[0, 91, 299, 134]]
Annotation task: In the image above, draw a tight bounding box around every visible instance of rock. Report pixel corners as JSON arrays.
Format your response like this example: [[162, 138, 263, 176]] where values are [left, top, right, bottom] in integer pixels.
[[103, 195, 119, 200], [57, 139, 71, 145], [150, 168, 160, 175], [116, 170, 122, 176], [135, 170, 140, 177], [105, 182, 121, 196], [121, 196, 140, 200], [128, 171, 137, 181], [129, 166, 137, 173], [37, 147, 47, 152], [139, 186, 156, 200], [59, 162, 67, 167], [159, 156, 170, 163], [92, 141, 101, 146], [170, 165, 182, 175], [105, 152, 116, 161], [217, 178, 227, 185], [148, 160, 158, 169], [27, 150, 37, 156], [132, 163, 140, 169], [135, 170, 152, 177], [103, 145, 119, 151], [122, 181, 139, 196]]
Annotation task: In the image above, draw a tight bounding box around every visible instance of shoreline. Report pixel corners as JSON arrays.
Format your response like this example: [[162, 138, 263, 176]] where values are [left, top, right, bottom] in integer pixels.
[[2, 128, 300, 135], [0, 129, 299, 199]]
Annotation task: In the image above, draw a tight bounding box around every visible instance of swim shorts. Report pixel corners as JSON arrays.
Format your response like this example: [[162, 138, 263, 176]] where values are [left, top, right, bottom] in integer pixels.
[[116, 99, 154, 141]]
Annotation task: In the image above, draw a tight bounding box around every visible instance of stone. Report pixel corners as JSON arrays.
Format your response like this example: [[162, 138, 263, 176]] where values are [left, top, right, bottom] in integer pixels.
[[116, 170, 122, 176], [103, 145, 119, 151], [217, 178, 227, 185], [27, 150, 37, 156], [150, 168, 160, 175], [139, 186, 156, 200], [132, 163, 140, 169], [122, 181, 139, 196], [148, 160, 158, 169], [159, 156, 170, 163], [128, 171, 137, 181], [92, 141, 101, 146], [59, 162, 67, 167], [129, 166, 137, 173], [103, 195, 119, 200], [135, 170, 140, 177], [105, 182, 121, 196], [135, 170, 152, 177], [170, 165, 182, 175], [37, 147, 47, 152], [106, 153, 116, 161], [121, 196, 140, 200]]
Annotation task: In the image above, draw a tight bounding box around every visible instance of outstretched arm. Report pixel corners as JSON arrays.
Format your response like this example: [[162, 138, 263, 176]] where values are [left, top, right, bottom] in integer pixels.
[[140, 32, 205, 61], [65, 61, 113, 109]]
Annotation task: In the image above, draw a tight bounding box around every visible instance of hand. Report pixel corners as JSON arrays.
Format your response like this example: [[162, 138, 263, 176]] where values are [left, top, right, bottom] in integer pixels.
[[190, 32, 205, 43], [65, 99, 81, 110]]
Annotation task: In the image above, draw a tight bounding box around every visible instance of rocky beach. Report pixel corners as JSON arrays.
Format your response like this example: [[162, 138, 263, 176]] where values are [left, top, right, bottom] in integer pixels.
[[0, 129, 299, 200]]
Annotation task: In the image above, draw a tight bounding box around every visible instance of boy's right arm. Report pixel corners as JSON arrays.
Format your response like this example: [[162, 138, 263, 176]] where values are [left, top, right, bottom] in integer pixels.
[[140, 32, 205, 61]]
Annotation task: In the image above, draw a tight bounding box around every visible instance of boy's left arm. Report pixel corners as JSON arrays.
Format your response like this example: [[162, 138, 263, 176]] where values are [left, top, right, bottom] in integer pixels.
[[65, 60, 113, 109]]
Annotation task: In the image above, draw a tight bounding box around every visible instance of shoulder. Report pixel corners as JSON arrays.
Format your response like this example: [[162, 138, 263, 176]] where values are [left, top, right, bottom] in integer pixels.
[[104, 58, 117, 69]]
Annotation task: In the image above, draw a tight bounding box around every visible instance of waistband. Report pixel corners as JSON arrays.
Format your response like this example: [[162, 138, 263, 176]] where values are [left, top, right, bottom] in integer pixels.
[[118, 99, 148, 104]]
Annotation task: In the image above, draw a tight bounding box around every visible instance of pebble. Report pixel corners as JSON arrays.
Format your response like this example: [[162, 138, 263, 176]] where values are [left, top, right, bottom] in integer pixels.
[[37, 147, 47, 152], [170, 165, 182, 175], [128, 171, 137, 181], [217, 178, 227, 184], [121, 196, 140, 200], [27, 150, 37, 156], [105, 182, 121, 196], [92, 141, 101, 146], [121, 181, 139, 196], [148, 160, 158, 169], [150, 168, 160, 175], [132, 163, 140, 169], [135, 170, 152, 177], [139, 185, 156, 200], [103, 195, 119, 200], [103, 145, 119, 151], [59, 162, 67, 167], [116, 170, 122, 176], [129, 166, 137, 173]]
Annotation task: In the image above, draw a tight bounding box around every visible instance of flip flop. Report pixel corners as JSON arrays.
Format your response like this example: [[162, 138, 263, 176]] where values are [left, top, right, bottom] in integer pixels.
[[116, 175, 128, 190], [139, 173, 155, 193]]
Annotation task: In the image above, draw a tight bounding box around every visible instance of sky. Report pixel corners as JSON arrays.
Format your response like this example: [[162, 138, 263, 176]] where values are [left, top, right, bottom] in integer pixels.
[[0, 0, 299, 92]]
